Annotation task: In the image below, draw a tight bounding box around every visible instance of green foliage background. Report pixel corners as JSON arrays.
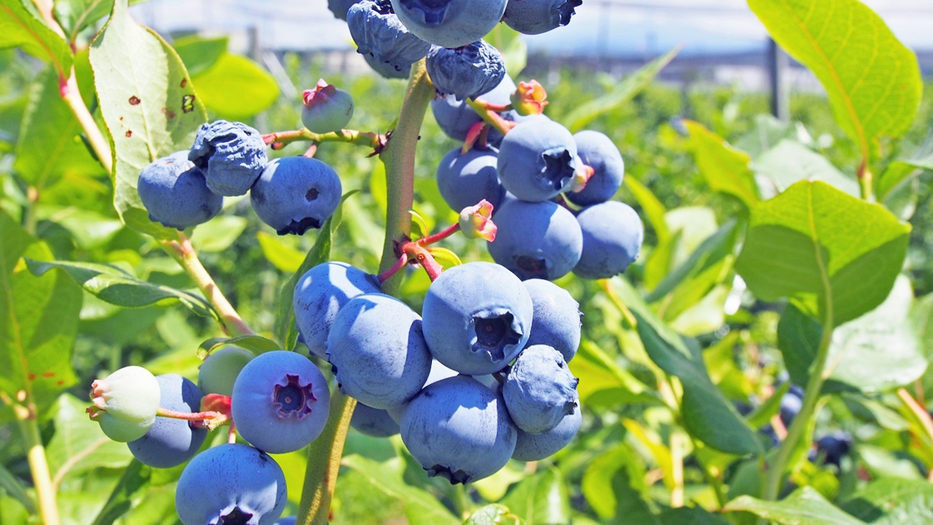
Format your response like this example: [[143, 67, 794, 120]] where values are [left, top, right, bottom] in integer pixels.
[[4, 0, 933, 524]]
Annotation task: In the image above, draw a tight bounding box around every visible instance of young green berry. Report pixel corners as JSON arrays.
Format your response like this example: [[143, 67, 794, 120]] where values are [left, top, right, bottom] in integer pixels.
[[87, 366, 161, 442], [301, 79, 354, 134], [198, 346, 255, 397]]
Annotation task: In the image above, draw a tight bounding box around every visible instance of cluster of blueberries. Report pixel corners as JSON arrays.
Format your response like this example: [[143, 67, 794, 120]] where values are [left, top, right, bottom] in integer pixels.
[[86, 361, 297, 524], [294, 259, 583, 484], [435, 88, 643, 281], [138, 119, 343, 236]]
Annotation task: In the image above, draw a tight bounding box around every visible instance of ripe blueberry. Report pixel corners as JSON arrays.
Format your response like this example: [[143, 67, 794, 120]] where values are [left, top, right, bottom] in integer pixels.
[[293, 261, 382, 359], [422, 261, 533, 375], [231, 351, 331, 454], [426, 40, 506, 101], [128, 374, 207, 468], [400, 375, 517, 484], [487, 197, 583, 281], [249, 156, 342, 236], [573, 201, 644, 279], [188, 120, 267, 197], [137, 151, 222, 230], [326, 293, 432, 409], [175, 443, 287, 525]]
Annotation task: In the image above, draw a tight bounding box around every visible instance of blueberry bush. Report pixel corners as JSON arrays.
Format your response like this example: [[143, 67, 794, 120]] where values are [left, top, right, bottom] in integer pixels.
[[2, 0, 933, 524]]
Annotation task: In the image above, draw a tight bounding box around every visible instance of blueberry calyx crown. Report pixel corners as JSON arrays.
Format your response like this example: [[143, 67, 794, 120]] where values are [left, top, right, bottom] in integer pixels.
[[560, 0, 584, 26], [515, 255, 550, 280], [273, 374, 318, 419], [541, 147, 577, 191], [216, 506, 253, 525], [373, 0, 394, 14], [472, 310, 521, 362], [427, 464, 472, 485], [398, 0, 450, 24]]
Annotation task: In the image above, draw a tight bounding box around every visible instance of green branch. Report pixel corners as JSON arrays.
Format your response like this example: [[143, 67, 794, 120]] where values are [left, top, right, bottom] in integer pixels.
[[295, 59, 434, 524], [20, 415, 60, 525]]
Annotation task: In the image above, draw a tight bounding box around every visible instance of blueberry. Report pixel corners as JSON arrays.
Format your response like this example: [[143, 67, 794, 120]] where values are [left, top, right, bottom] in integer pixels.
[[198, 346, 254, 397], [328, 0, 360, 20], [327, 293, 432, 409], [231, 351, 331, 454], [88, 366, 161, 442], [814, 431, 853, 468], [512, 403, 582, 461], [175, 443, 287, 525], [523, 279, 582, 362], [502, 345, 579, 434], [293, 262, 382, 359], [431, 75, 515, 142], [188, 120, 267, 197], [362, 51, 411, 79], [426, 40, 505, 101], [386, 359, 459, 424], [400, 375, 517, 484], [348, 1, 433, 75], [487, 197, 583, 281], [137, 151, 223, 230], [351, 403, 401, 437], [566, 130, 624, 206], [391, 0, 508, 49], [275, 518, 297, 525], [503, 0, 582, 35], [128, 374, 207, 468], [573, 201, 643, 279], [249, 156, 342, 236], [435, 146, 503, 212], [422, 262, 533, 375], [302, 81, 355, 134], [497, 119, 579, 202]]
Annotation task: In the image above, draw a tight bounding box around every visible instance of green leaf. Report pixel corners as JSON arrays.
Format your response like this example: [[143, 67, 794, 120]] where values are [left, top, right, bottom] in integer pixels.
[[464, 504, 522, 525], [609, 278, 763, 455], [500, 466, 571, 525], [779, 276, 926, 394], [428, 247, 462, 269], [46, 394, 133, 483], [734, 114, 802, 159], [564, 46, 680, 133], [89, 0, 207, 238], [484, 23, 527, 77], [725, 486, 866, 525], [0, 462, 34, 514], [746, 381, 789, 429], [257, 231, 304, 273], [682, 120, 759, 209], [14, 66, 105, 189], [53, 0, 148, 44], [841, 478, 933, 525], [341, 455, 460, 525], [751, 140, 859, 198], [877, 153, 933, 203], [581, 444, 645, 519], [748, 0, 922, 158], [624, 175, 669, 242], [0, 0, 73, 79], [657, 507, 732, 525], [34, 206, 124, 250], [189, 215, 248, 252], [90, 459, 151, 525], [568, 340, 659, 408], [190, 53, 280, 120], [172, 34, 228, 76], [0, 216, 81, 421], [26, 259, 216, 319], [646, 220, 738, 303], [735, 180, 910, 326], [609, 468, 659, 525]]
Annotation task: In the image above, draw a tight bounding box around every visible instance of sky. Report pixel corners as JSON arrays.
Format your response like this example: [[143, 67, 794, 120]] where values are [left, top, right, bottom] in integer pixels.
[[131, 0, 933, 57]]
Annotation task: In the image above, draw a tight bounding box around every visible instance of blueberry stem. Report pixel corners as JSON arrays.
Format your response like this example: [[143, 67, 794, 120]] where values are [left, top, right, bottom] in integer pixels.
[[857, 158, 874, 202], [896, 388, 933, 459], [32, 1, 114, 177], [377, 58, 435, 293], [416, 223, 461, 247], [465, 98, 515, 136], [261, 128, 386, 155], [160, 233, 255, 337], [295, 391, 357, 525], [376, 252, 409, 283], [19, 414, 60, 525], [155, 407, 228, 428]]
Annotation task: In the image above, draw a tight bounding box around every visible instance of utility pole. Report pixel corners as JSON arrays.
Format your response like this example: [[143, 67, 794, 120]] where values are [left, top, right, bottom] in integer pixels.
[[767, 37, 789, 121]]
